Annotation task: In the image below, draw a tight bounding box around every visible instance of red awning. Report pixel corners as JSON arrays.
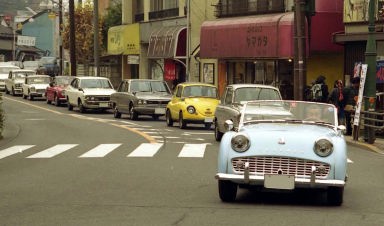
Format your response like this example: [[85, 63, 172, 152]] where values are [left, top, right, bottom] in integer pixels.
[[200, 13, 294, 59], [147, 26, 186, 59]]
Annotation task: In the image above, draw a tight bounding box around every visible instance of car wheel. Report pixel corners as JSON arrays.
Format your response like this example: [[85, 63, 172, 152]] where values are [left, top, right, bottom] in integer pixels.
[[152, 115, 160, 120], [67, 102, 73, 111], [179, 112, 187, 129], [113, 105, 121, 118], [78, 100, 86, 113], [218, 180, 237, 202], [46, 95, 52, 104], [327, 186, 344, 206], [204, 123, 212, 130], [214, 120, 224, 141], [166, 110, 173, 127], [129, 104, 138, 120], [54, 94, 60, 106]]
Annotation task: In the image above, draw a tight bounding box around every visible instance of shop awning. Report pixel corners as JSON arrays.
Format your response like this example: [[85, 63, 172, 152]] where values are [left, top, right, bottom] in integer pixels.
[[200, 13, 295, 59], [332, 31, 384, 44], [147, 26, 186, 59]]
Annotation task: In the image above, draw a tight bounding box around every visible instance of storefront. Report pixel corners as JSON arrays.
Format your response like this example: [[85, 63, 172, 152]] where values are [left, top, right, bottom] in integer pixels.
[[200, 12, 296, 99], [147, 25, 187, 89], [108, 23, 140, 81]]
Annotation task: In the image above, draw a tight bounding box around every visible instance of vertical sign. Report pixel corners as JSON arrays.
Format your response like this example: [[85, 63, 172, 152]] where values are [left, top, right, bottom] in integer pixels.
[[353, 64, 367, 140]]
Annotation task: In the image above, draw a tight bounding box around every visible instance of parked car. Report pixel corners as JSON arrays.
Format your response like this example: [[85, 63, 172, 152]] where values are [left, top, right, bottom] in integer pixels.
[[65, 76, 116, 113], [45, 76, 75, 106], [111, 79, 172, 120], [214, 84, 282, 141], [5, 69, 36, 95], [0, 65, 20, 91], [165, 82, 220, 129], [0, 61, 23, 68], [22, 75, 51, 100], [215, 100, 347, 205], [37, 57, 60, 76]]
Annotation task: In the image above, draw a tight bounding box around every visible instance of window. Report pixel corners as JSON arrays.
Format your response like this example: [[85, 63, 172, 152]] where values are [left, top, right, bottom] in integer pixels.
[[150, 0, 178, 10]]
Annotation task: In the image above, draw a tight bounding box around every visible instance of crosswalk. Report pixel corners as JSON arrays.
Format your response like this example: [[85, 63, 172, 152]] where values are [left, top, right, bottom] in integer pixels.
[[0, 143, 212, 160]]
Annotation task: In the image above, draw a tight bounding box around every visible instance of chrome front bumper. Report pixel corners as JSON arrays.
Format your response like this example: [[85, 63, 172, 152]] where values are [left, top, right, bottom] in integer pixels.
[[216, 164, 345, 188]]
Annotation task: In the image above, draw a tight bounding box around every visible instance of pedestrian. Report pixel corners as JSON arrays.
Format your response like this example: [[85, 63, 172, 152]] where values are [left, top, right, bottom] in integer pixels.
[[309, 75, 329, 103], [343, 76, 360, 135], [328, 79, 345, 125]]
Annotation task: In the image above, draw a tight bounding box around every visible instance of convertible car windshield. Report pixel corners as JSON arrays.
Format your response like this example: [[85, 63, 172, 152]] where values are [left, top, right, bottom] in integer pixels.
[[242, 100, 337, 126]]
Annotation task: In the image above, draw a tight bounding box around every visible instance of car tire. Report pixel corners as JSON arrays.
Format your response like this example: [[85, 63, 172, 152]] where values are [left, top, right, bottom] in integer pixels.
[[327, 186, 344, 206], [218, 180, 237, 202], [152, 115, 160, 120], [204, 123, 212, 130], [78, 100, 86, 113], [46, 95, 52, 104], [179, 112, 186, 129], [67, 98, 73, 111], [214, 120, 224, 141], [166, 110, 173, 127], [54, 94, 60, 106], [129, 104, 138, 120], [113, 105, 121, 118]]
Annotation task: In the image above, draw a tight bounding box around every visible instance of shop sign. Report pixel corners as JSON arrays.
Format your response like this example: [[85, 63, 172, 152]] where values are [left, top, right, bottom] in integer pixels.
[[17, 35, 36, 46], [164, 60, 176, 80], [127, 55, 139, 64], [108, 24, 140, 55]]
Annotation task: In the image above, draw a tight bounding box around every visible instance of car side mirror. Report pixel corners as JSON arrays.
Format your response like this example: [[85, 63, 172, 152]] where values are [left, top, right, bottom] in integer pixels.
[[224, 120, 234, 131]]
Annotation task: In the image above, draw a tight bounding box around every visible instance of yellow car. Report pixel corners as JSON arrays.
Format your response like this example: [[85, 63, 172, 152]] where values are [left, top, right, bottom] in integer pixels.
[[166, 82, 220, 129]]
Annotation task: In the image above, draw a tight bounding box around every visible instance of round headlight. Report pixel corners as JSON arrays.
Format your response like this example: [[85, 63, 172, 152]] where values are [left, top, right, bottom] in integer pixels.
[[187, 106, 196, 114], [314, 138, 333, 157], [231, 133, 250, 152]]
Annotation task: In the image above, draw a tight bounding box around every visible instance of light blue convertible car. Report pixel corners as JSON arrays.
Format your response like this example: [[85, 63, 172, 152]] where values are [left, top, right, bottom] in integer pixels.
[[215, 100, 348, 205]]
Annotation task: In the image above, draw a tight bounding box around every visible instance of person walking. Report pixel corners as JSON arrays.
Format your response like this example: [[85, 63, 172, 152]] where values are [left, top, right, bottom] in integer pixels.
[[328, 79, 345, 125], [343, 77, 360, 135], [309, 75, 329, 103]]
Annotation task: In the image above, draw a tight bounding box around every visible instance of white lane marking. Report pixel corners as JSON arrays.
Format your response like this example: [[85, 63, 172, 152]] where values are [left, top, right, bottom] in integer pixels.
[[27, 144, 78, 158], [79, 144, 122, 158], [178, 143, 207, 158], [182, 132, 213, 135], [0, 145, 35, 159], [127, 143, 163, 157], [347, 158, 353, 163], [25, 118, 46, 121]]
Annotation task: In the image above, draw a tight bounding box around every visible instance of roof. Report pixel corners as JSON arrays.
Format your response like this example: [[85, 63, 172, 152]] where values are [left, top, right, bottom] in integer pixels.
[[177, 82, 217, 87], [124, 79, 164, 82], [10, 69, 36, 73], [74, 76, 110, 80], [227, 84, 280, 90], [26, 74, 50, 78]]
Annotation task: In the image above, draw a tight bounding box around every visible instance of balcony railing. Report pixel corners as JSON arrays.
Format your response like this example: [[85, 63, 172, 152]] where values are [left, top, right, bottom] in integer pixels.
[[214, 0, 285, 18], [149, 8, 179, 20]]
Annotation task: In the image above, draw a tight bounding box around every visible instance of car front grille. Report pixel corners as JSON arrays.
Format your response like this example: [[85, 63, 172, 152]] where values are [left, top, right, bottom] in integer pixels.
[[36, 89, 45, 94], [231, 156, 330, 178], [93, 96, 110, 101], [147, 100, 169, 105], [15, 83, 22, 88]]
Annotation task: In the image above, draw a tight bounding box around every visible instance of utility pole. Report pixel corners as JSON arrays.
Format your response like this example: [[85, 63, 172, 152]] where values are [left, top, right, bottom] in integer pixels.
[[93, 0, 100, 77], [186, 0, 191, 82], [69, 0, 76, 76], [364, 0, 377, 143], [293, 0, 307, 100], [59, 0, 63, 75]]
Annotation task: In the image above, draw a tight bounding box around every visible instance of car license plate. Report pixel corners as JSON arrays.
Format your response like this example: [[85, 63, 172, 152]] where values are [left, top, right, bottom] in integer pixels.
[[99, 103, 109, 107], [204, 117, 213, 123], [264, 174, 295, 190], [155, 108, 165, 114]]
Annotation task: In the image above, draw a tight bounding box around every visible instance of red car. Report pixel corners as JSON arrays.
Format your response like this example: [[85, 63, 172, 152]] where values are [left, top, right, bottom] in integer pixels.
[[46, 76, 74, 106]]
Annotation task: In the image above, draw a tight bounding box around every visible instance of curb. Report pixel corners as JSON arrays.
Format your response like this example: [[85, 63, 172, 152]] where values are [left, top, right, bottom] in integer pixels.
[[345, 137, 384, 155]]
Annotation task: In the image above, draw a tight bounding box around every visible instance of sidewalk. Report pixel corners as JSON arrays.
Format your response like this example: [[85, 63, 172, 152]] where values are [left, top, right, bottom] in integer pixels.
[[345, 135, 384, 154]]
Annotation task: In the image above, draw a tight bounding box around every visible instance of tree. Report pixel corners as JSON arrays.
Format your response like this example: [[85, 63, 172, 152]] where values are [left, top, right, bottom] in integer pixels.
[[62, 1, 103, 65], [102, 0, 122, 49]]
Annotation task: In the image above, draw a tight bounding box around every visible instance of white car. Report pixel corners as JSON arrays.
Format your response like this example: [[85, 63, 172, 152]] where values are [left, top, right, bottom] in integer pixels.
[[0, 65, 20, 91], [22, 75, 51, 100], [5, 69, 36, 96], [65, 76, 116, 113]]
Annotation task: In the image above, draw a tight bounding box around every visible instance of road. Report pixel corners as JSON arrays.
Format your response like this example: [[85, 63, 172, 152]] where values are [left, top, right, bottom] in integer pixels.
[[0, 95, 384, 226]]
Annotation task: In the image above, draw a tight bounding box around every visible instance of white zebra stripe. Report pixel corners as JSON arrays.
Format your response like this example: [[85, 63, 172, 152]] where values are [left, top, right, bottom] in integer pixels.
[[178, 143, 207, 158], [79, 144, 122, 158], [0, 145, 35, 159], [127, 143, 163, 157], [27, 144, 78, 158]]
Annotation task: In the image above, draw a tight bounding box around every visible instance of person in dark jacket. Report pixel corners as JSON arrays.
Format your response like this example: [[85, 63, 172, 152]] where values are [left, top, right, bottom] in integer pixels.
[[328, 79, 345, 125], [343, 77, 360, 135], [310, 75, 329, 103]]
